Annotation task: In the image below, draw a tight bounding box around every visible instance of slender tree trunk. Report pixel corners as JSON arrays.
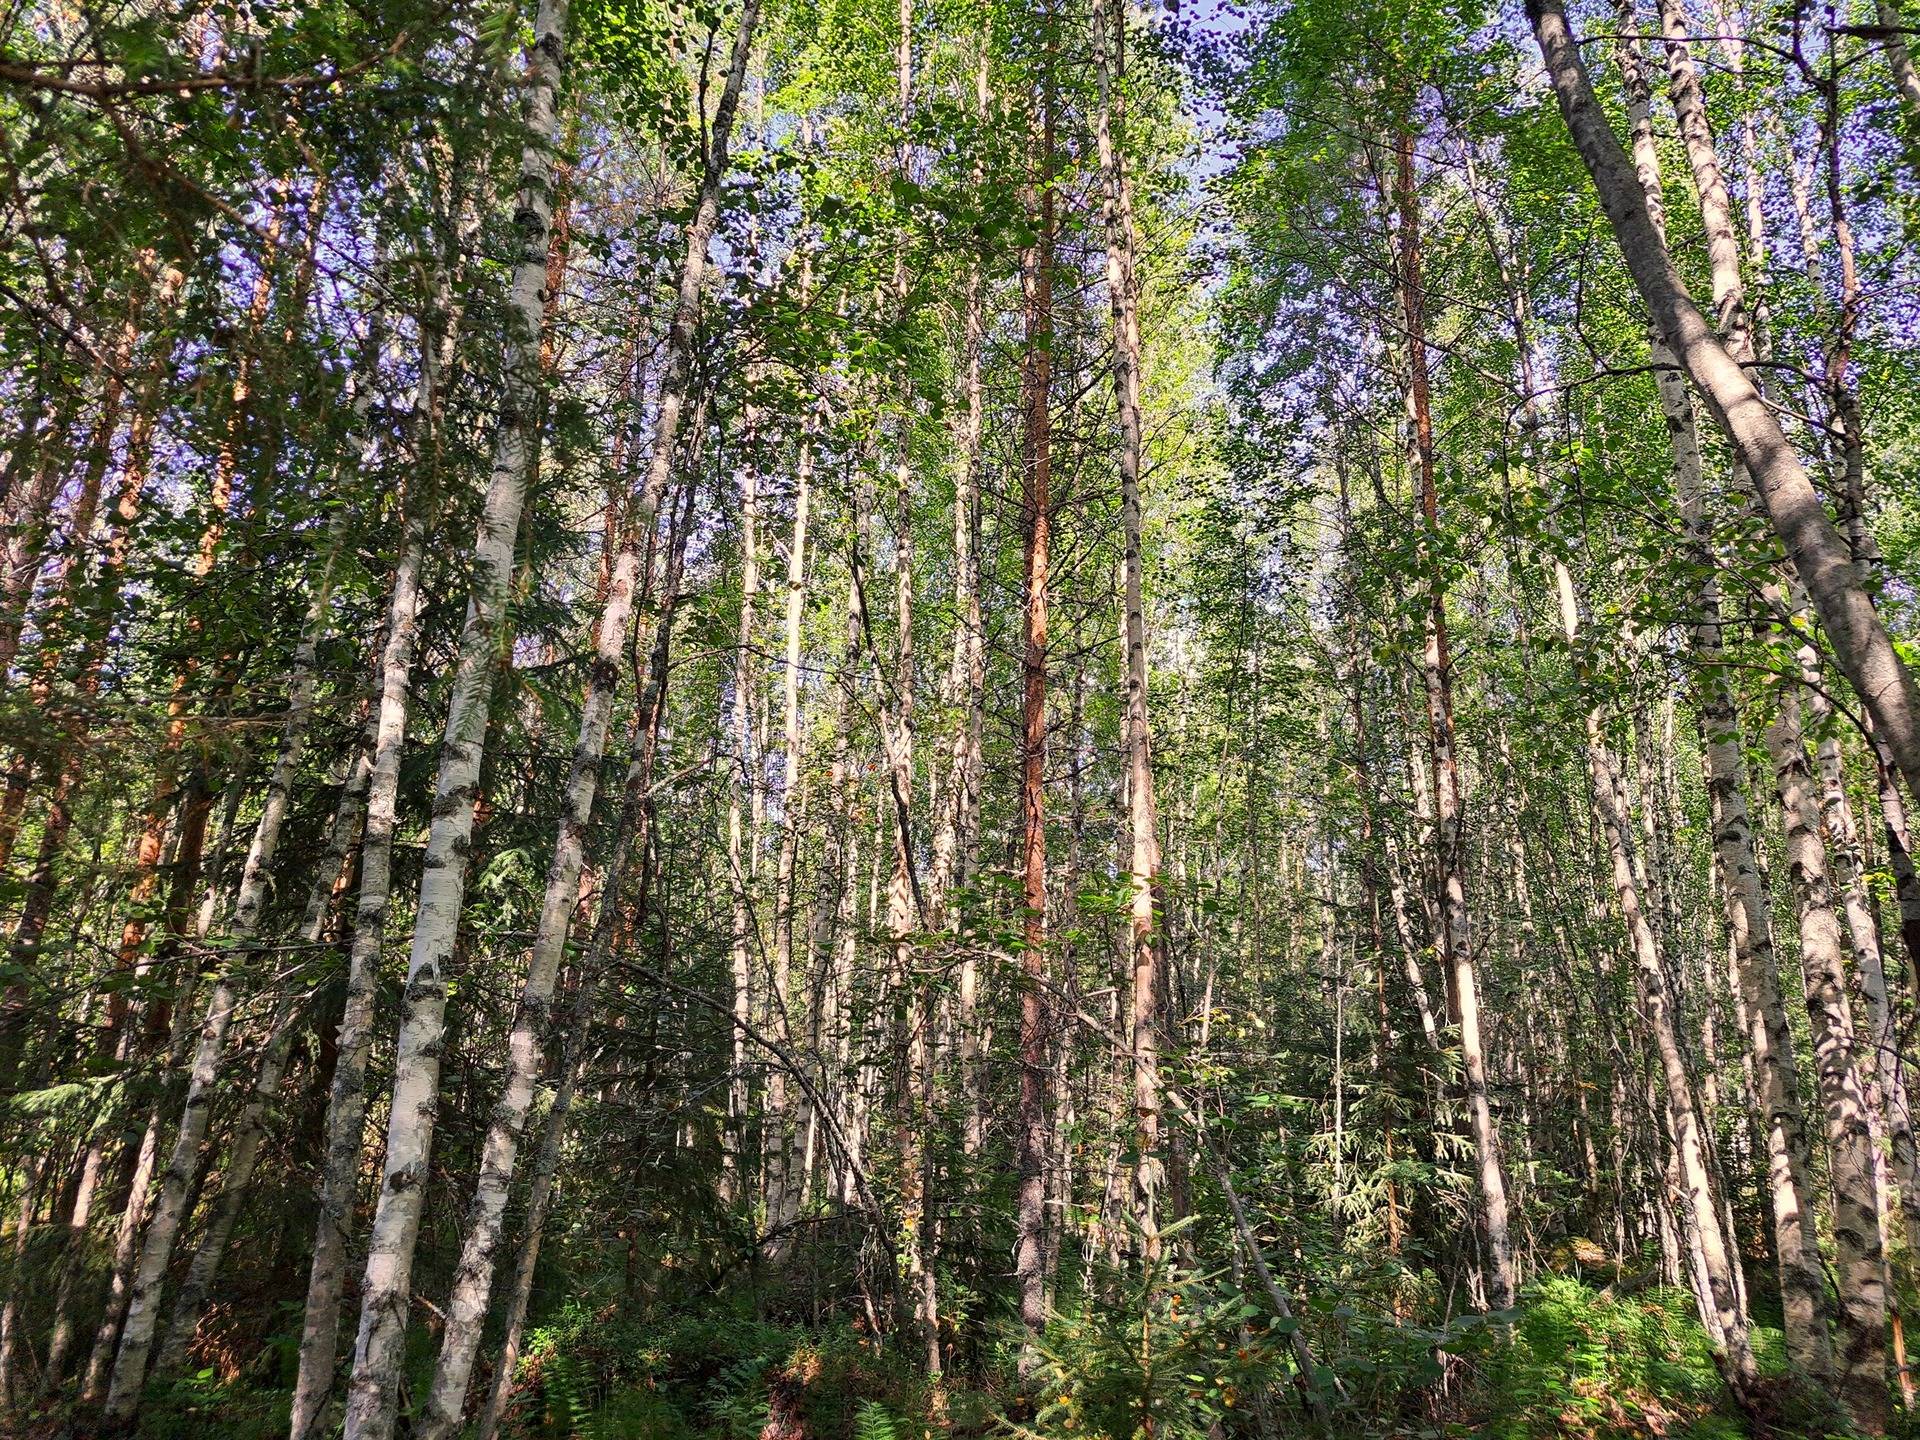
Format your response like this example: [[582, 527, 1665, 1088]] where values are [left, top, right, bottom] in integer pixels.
[[883, 439, 935, 1367], [1091, 0, 1166, 1261], [1596, 15, 1837, 1374], [872, 0, 938, 1369], [411, 16, 757, 1431], [281, 156, 491, 1440], [1650, 10, 1889, 1418], [80, 1011, 187, 1406], [337, 19, 569, 1435], [724, 426, 760, 1207], [90, 241, 295, 1403], [935, 31, 991, 1175], [765, 352, 813, 1252], [43, 1100, 114, 1388], [113, 321, 381, 1394], [1527, 0, 1920, 805], [1768, 687, 1890, 1430], [1014, 25, 1057, 1360], [1551, 564, 1757, 1381], [160, 708, 372, 1352], [472, 483, 692, 1440], [1392, 125, 1514, 1311], [286, 473, 434, 1440]]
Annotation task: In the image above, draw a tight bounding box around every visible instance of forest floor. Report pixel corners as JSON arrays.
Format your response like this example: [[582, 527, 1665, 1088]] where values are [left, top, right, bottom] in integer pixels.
[[25, 1276, 1846, 1440]]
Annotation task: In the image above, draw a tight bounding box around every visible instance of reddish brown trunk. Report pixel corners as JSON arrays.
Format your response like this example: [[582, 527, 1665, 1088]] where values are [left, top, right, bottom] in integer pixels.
[[1394, 124, 1515, 1310]]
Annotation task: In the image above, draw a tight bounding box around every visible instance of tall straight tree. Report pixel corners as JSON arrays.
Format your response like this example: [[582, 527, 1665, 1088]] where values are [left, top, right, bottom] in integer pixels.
[[412, 4, 762, 1425], [341, 2, 573, 1432], [1014, 0, 1059, 1360], [1091, 0, 1166, 1258], [1391, 118, 1515, 1312]]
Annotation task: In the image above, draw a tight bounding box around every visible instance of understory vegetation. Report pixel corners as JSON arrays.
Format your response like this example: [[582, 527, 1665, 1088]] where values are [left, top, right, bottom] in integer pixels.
[[120, 1276, 1811, 1440]]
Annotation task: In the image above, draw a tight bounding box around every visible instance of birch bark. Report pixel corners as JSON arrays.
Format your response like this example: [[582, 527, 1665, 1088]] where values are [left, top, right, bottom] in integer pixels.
[[1527, 0, 1920, 805], [341, 4, 572, 1430], [472, 482, 692, 1440], [1091, 0, 1166, 1258], [411, 13, 759, 1429], [1015, 29, 1057, 1357]]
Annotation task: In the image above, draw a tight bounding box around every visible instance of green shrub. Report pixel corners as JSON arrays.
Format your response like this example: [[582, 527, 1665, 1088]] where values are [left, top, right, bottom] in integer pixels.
[[1016, 1263, 1297, 1440], [1480, 1277, 1729, 1438], [127, 1369, 291, 1440]]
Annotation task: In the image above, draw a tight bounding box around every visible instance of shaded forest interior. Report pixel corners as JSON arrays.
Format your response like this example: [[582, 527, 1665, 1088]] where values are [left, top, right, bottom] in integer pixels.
[[3, 0, 1920, 1434]]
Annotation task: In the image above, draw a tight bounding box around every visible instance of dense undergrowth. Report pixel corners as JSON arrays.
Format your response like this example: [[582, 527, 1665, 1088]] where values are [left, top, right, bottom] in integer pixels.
[[99, 1273, 1847, 1440]]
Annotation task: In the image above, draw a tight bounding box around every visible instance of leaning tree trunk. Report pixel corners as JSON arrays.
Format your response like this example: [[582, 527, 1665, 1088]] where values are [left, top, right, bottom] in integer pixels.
[[285, 158, 482, 1440], [471, 481, 693, 1440], [1526, 0, 1920, 809], [1650, 7, 1888, 1417], [135, 318, 383, 1387], [102, 507, 314, 1415], [1600, 8, 1836, 1376], [101, 213, 351, 1413], [1551, 564, 1757, 1384]]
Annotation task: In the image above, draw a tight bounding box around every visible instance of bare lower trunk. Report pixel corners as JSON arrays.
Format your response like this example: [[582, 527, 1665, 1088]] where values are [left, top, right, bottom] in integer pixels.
[[101, 974, 245, 1417], [764, 386, 813, 1252], [43, 1114, 110, 1387], [289, 508, 433, 1440], [79, 1078, 168, 1404], [473, 510, 688, 1440], [1552, 565, 1755, 1382], [724, 436, 759, 1207], [1393, 125, 1513, 1311], [129, 349, 378, 1389], [1092, 0, 1165, 1261], [1767, 690, 1889, 1431]]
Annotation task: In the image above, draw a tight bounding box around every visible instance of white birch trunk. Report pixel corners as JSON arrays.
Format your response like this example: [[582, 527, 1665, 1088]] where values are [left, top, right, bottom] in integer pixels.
[[409, 15, 759, 1431], [341, 5, 572, 1430], [1601, 10, 1836, 1372], [472, 546, 688, 1440], [1092, 0, 1165, 1258], [1551, 565, 1756, 1380], [1767, 689, 1890, 1430], [1527, 0, 1920, 803]]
